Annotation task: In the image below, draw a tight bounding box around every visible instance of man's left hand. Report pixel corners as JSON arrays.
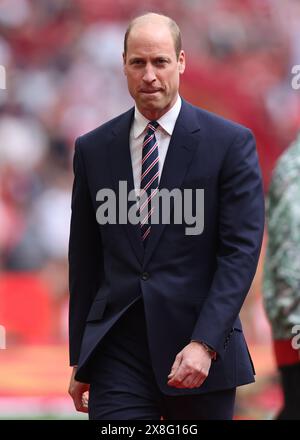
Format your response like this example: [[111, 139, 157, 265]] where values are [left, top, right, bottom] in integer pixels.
[[167, 341, 212, 389]]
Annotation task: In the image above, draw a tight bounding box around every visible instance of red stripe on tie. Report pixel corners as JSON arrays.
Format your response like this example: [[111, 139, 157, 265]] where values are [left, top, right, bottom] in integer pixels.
[[143, 171, 159, 192], [140, 206, 154, 226], [139, 188, 158, 213], [142, 226, 151, 241], [142, 142, 158, 165], [143, 134, 155, 148], [141, 156, 159, 182], [148, 123, 157, 132]]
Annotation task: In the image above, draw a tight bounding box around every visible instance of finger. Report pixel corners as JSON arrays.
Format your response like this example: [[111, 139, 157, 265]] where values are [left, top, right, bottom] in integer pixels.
[[168, 353, 182, 378], [168, 377, 191, 388], [74, 397, 82, 411], [82, 391, 89, 407], [167, 368, 190, 387], [181, 373, 199, 388], [169, 357, 190, 380], [73, 391, 85, 411], [192, 371, 207, 389], [182, 371, 206, 388], [74, 395, 89, 413], [178, 369, 204, 388], [78, 403, 89, 414]]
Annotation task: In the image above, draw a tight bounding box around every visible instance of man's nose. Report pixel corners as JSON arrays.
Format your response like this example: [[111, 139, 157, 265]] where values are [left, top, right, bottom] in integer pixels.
[[142, 65, 156, 83]]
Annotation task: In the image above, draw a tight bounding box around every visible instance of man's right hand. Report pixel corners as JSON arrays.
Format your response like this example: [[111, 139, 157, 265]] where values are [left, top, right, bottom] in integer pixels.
[[68, 367, 90, 413]]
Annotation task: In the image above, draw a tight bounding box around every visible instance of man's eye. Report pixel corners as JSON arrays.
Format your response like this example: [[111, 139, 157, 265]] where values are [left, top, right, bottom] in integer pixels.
[[156, 59, 168, 66]]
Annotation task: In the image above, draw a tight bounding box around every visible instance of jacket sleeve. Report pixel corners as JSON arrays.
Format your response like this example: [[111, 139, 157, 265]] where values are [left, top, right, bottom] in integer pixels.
[[68, 137, 103, 366], [191, 128, 265, 358]]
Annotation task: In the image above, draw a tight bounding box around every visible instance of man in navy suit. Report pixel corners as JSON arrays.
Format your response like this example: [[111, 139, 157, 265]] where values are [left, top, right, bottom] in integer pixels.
[[68, 12, 264, 419]]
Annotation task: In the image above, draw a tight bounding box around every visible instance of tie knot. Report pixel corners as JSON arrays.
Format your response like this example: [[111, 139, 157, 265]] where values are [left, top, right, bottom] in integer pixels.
[[147, 121, 159, 132]]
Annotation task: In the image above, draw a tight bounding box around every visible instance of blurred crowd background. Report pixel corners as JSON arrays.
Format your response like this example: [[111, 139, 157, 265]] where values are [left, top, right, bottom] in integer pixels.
[[0, 0, 300, 419]]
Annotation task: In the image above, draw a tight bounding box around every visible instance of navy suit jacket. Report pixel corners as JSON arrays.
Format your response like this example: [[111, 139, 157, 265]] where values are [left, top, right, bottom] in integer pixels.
[[68, 99, 265, 396]]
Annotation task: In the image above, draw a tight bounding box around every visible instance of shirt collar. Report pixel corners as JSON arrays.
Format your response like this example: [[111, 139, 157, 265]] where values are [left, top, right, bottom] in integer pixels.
[[133, 95, 182, 139]]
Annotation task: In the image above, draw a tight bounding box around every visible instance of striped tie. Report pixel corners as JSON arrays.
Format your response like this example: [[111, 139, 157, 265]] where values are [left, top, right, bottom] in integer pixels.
[[139, 120, 159, 245]]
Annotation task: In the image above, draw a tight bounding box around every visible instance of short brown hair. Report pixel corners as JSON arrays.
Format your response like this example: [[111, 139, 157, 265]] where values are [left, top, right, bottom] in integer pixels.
[[123, 12, 182, 59]]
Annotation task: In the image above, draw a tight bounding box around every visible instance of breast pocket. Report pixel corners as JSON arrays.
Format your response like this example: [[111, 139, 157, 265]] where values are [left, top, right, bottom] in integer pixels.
[[86, 297, 107, 322]]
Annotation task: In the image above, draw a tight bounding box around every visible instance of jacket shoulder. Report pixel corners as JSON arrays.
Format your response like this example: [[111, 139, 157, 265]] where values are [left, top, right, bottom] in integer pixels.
[[184, 100, 253, 140]]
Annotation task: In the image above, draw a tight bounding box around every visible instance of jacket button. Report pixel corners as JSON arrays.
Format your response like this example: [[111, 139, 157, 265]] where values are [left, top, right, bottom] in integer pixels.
[[141, 272, 150, 281]]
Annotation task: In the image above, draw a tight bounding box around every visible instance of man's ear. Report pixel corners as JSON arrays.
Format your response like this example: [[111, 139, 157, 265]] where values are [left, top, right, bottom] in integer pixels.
[[178, 50, 186, 74], [179, 63, 185, 75]]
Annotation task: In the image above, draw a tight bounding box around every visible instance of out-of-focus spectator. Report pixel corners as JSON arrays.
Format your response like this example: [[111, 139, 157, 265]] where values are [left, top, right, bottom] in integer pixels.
[[263, 132, 300, 420], [0, 115, 48, 172]]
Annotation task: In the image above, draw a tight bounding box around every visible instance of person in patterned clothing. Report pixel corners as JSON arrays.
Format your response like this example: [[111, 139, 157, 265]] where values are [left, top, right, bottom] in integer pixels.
[[263, 132, 300, 419]]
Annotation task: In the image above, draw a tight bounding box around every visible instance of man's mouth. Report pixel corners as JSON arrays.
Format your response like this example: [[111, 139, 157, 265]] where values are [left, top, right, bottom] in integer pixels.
[[140, 89, 161, 94]]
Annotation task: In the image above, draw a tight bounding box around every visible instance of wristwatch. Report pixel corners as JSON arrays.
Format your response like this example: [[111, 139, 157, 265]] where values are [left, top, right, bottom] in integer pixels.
[[191, 340, 217, 361]]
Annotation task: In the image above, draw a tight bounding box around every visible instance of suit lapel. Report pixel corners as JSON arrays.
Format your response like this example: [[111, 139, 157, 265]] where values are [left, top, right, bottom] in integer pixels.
[[108, 108, 144, 265], [143, 100, 201, 267], [107, 100, 201, 268]]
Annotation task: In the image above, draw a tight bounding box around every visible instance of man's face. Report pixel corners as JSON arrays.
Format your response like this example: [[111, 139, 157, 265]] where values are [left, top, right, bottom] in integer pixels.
[[123, 22, 185, 119]]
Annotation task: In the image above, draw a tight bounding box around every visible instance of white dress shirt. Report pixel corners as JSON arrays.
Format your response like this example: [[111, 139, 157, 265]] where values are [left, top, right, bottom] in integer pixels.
[[129, 95, 182, 193]]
